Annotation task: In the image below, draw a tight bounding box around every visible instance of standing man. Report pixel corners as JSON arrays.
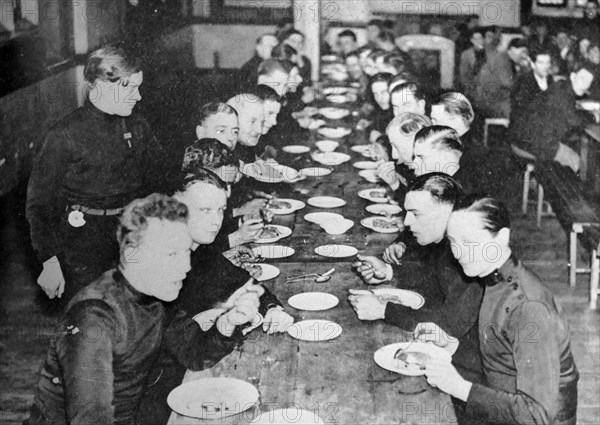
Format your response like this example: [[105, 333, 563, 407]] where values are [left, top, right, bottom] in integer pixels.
[[239, 34, 279, 85], [26, 44, 163, 302], [459, 27, 486, 99], [337, 30, 358, 57]]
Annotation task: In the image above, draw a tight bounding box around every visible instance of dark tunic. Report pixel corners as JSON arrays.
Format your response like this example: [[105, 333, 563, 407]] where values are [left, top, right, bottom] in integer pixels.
[[239, 54, 263, 86], [26, 269, 241, 425], [509, 72, 552, 146], [467, 257, 579, 425]]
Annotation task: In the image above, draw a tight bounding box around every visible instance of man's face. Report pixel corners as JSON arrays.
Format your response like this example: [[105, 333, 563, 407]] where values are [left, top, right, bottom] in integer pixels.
[[589, 46, 600, 65], [532, 54, 552, 79], [364, 57, 378, 76], [133, 218, 192, 302], [509, 46, 528, 64], [286, 34, 304, 53], [484, 31, 497, 47], [257, 35, 278, 60], [346, 56, 363, 80], [371, 81, 390, 110], [388, 129, 415, 164], [358, 50, 371, 69], [555, 32, 571, 50], [338, 36, 356, 54], [237, 102, 265, 146], [197, 112, 239, 149], [262, 100, 281, 134], [471, 33, 484, 49], [585, 1, 598, 19], [412, 141, 460, 177], [367, 25, 381, 42], [183, 182, 227, 245], [259, 70, 289, 97], [92, 71, 143, 117], [571, 69, 595, 96], [403, 191, 452, 246], [391, 89, 426, 117], [286, 67, 303, 93]]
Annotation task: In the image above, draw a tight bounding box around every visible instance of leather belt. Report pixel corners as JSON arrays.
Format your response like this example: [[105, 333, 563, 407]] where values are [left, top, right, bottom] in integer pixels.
[[69, 205, 124, 216]]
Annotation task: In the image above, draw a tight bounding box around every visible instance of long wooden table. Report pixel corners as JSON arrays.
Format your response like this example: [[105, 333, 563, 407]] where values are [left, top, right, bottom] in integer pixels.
[[167, 100, 456, 424]]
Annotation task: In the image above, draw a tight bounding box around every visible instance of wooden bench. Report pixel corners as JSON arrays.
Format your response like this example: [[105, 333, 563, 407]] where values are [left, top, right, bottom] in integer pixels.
[[535, 161, 600, 308]]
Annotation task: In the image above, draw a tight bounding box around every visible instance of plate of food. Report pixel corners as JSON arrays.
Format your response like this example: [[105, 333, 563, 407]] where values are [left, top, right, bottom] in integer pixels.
[[287, 319, 342, 341], [353, 161, 378, 170], [311, 152, 351, 166], [318, 127, 352, 139], [304, 212, 344, 225], [323, 86, 349, 95], [307, 196, 347, 209], [282, 145, 311, 154], [240, 162, 285, 183], [366, 204, 402, 216], [308, 119, 327, 130], [252, 245, 295, 259], [270, 164, 304, 183], [167, 377, 259, 419], [252, 264, 280, 282], [318, 107, 350, 120], [256, 225, 292, 244], [373, 342, 452, 376], [361, 217, 402, 233], [358, 169, 380, 183], [288, 292, 339, 311], [267, 198, 306, 215], [357, 188, 389, 203], [299, 167, 332, 178], [314, 244, 358, 258]]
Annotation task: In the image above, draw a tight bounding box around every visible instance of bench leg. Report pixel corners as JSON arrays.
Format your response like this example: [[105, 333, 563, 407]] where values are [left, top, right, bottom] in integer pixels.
[[570, 231, 578, 287], [590, 250, 599, 309], [522, 166, 532, 215], [536, 184, 544, 228]]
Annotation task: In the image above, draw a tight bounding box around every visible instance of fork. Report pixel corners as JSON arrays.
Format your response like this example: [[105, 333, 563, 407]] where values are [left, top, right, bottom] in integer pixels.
[[393, 330, 425, 359]]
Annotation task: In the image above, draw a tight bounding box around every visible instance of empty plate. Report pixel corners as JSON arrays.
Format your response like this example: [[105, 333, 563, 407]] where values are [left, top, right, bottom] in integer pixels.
[[357, 188, 389, 203], [353, 161, 378, 170], [304, 212, 344, 225], [374, 342, 451, 376], [351, 145, 373, 158], [307, 196, 347, 208], [252, 245, 295, 259], [256, 225, 293, 244], [366, 204, 402, 216], [361, 217, 402, 234], [359, 169, 381, 183], [308, 119, 326, 130], [240, 163, 284, 183], [253, 264, 280, 282], [371, 288, 425, 309], [311, 152, 351, 166], [287, 319, 342, 341], [268, 199, 306, 215], [315, 140, 339, 152], [282, 145, 310, 154], [317, 127, 352, 139], [252, 409, 325, 424], [314, 244, 358, 258], [326, 94, 350, 103], [318, 107, 350, 120], [299, 167, 332, 178], [167, 377, 259, 419], [288, 292, 339, 311]]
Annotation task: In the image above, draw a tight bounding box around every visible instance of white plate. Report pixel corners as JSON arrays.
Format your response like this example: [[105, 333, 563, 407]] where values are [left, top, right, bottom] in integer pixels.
[[351, 145, 371, 155], [256, 225, 293, 244], [314, 244, 358, 258], [299, 167, 332, 178], [252, 245, 295, 259], [374, 342, 452, 376], [270, 164, 303, 183], [311, 152, 351, 166], [361, 217, 402, 234], [323, 86, 349, 95], [371, 288, 425, 309], [366, 204, 402, 216], [320, 218, 354, 235], [315, 140, 339, 152], [326, 94, 350, 103], [353, 161, 378, 170], [254, 264, 281, 282], [357, 188, 389, 203], [287, 319, 342, 341], [318, 127, 352, 139], [268, 198, 306, 215], [318, 107, 350, 120], [359, 169, 381, 183], [240, 163, 284, 183], [252, 409, 325, 424], [288, 292, 339, 311], [321, 54, 338, 62], [282, 145, 311, 154], [167, 377, 259, 419], [308, 119, 326, 130], [304, 212, 344, 225], [307, 196, 347, 208]]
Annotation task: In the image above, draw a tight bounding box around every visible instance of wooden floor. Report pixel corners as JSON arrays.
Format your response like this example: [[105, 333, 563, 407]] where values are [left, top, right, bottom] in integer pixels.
[[1, 139, 599, 423]]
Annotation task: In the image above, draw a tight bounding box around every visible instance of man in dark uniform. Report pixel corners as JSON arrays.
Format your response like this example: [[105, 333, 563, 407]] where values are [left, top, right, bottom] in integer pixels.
[[26, 44, 163, 302]]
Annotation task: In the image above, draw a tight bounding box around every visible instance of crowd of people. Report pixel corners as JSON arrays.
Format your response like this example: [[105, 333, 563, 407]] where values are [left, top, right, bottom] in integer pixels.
[[21, 10, 599, 424]]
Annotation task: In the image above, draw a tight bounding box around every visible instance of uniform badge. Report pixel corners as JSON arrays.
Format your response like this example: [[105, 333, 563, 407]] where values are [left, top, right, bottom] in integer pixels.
[[68, 210, 86, 228]]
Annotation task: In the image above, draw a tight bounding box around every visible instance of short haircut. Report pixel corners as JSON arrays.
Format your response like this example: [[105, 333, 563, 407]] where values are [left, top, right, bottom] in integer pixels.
[[368, 19, 384, 29], [117, 193, 188, 256], [389, 72, 419, 91], [407, 172, 464, 205], [377, 30, 396, 44], [508, 38, 527, 50], [433, 92, 475, 126], [338, 30, 357, 41], [258, 58, 294, 77], [530, 48, 552, 62], [271, 43, 298, 61], [182, 138, 236, 173], [368, 49, 386, 61], [181, 166, 228, 193], [256, 33, 277, 44], [571, 61, 596, 77], [279, 28, 305, 43], [381, 53, 409, 73], [371, 72, 394, 86], [195, 102, 238, 126], [453, 194, 511, 235], [387, 113, 432, 137], [84, 43, 141, 85], [390, 82, 426, 102], [251, 84, 282, 103], [414, 126, 463, 153]]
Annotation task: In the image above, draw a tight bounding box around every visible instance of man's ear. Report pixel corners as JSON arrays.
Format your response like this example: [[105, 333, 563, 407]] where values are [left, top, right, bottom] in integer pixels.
[[196, 125, 205, 140], [496, 227, 511, 248]]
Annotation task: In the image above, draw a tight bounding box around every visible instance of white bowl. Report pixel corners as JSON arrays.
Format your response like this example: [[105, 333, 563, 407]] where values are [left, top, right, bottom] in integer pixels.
[[315, 140, 339, 152], [320, 219, 354, 235], [318, 107, 350, 120]]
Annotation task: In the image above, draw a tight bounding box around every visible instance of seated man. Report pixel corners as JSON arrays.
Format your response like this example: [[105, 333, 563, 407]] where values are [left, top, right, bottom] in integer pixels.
[[227, 93, 265, 164], [337, 29, 358, 57], [348, 173, 484, 383], [280, 28, 312, 84], [25, 193, 262, 425], [239, 33, 279, 86], [390, 82, 427, 117], [257, 59, 294, 97], [194, 102, 240, 150]]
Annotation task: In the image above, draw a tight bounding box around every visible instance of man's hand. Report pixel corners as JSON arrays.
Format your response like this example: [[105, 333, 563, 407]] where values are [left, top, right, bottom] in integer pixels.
[[347, 289, 386, 321], [377, 161, 399, 190], [369, 142, 389, 162], [222, 245, 255, 267], [235, 219, 265, 244], [215, 280, 264, 337], [234, 199, 268, 218], [424, 359, 472, 402], [38, 256, 65, 299], [413, 322, 459, 355], [351, 255, 390, 284], [382, 243, 406, 265], [262, 308, 294, 334]]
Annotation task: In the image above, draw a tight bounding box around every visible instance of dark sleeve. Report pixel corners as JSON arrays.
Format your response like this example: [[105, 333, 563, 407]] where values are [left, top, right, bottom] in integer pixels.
[[26, 126, 71, 262], [163, 307, 243, 371], [258, 286, 282, 316], [466, 301, 561, 424], [137, 116, 173, 195], [56, 300, 118, 425]]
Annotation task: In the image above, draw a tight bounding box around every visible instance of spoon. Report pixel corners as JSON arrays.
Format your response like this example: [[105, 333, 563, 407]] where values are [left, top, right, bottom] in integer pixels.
[[286, 267, 336, 283]]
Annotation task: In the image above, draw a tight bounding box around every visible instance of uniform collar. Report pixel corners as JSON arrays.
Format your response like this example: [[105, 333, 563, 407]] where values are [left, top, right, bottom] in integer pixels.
[[114, 268, 159, 306], [481, 256, 518, 287]]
